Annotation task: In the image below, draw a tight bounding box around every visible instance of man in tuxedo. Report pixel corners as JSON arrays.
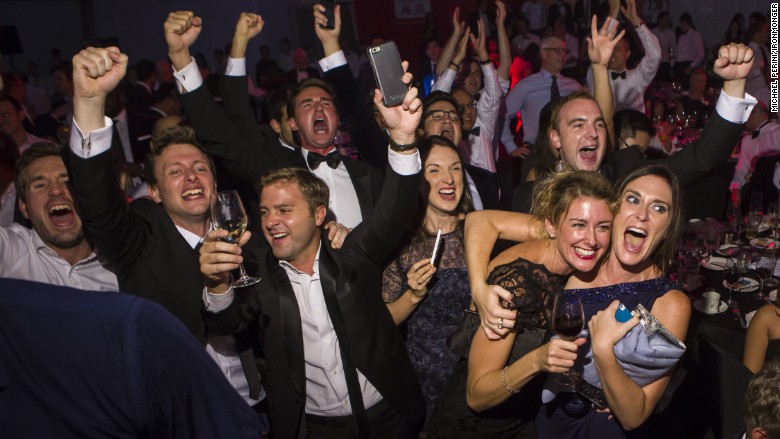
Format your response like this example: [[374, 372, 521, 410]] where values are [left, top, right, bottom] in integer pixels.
[[200, 118, 425, 438], [64, 46, 275, 427], [511, 42, 759, 214], [171, 11, 382, 229], [0, 278, 261, 438], [285, 48, 322, 84]]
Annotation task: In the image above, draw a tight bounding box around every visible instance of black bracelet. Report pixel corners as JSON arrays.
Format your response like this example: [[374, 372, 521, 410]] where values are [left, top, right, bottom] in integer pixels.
[[450, 61, 460, 70], [480, 59, 491, 66]]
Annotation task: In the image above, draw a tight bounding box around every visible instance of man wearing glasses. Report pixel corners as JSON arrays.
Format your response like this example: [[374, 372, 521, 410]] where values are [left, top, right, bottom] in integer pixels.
[[500, 36, 582, 156]]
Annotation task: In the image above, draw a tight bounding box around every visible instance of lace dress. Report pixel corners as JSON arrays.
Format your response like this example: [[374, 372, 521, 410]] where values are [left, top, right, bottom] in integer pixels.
[[426, 257, 566, 438], [382, 231, 471, 420], [536, 277, 675, 439]]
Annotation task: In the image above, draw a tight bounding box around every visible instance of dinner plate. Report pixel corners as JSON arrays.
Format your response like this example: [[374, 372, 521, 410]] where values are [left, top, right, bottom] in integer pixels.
[[693, 298, 728, 315], [750, 238, 777, 249], [717, 244, 740, 257], [701, 257, 729, 270], [723, 277, 759, 292]]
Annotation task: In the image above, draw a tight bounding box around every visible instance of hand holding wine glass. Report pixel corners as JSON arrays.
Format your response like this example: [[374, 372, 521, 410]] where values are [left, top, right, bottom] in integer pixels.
[[553, 291, 585, 386], [211, 190, 261, 287]]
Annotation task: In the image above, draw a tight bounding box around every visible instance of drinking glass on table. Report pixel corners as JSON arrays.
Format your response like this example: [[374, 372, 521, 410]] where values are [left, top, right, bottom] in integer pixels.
[[746, 212, 763, 241], [553, 291, 585, 387], [211, 190, 261, 288], [723, 259, 740, 306], [755, 255, 777, 300]]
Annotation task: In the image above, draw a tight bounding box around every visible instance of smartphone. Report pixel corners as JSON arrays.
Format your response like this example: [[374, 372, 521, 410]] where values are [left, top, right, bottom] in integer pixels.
[[430, 228, 443, 266], [367, 41, 407, 107], [319, 0, 335, 30]]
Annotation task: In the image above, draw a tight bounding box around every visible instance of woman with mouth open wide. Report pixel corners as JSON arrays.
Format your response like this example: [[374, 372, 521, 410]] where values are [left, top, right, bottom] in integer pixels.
[[465, 164, 690, 438], [425, 168, 616, 438]]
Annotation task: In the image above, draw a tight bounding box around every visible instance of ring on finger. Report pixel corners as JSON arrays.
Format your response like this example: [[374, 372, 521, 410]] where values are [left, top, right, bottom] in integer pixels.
[[498, 318, 504, 330]]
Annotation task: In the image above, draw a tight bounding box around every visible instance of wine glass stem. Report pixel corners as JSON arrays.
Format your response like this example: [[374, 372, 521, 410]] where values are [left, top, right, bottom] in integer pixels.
[[238, 263, 250, 281]]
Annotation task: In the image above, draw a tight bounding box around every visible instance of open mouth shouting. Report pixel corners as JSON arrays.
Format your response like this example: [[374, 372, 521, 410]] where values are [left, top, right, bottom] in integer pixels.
[[439, 127, 454, 142], [624, 226, 648, 252], [47, 203, 76, 228], [438, 187, 456, 202], [312, 117, 328, 134], [579, 144, 599, 166]]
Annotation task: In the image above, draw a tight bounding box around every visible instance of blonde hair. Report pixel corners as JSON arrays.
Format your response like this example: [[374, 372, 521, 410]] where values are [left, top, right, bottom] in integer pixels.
[[531, 169, 617, 234]]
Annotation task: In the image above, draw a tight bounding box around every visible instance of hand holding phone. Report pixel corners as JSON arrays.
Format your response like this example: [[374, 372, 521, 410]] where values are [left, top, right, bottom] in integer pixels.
[[319, 0, 335, 30], [367, 41, 407, 107]]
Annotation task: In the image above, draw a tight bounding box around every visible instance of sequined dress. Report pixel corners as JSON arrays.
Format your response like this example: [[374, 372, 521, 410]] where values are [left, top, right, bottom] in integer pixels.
[[426, 257, 566, 438], [382, 231, 472, 421], [536, 276, 675, 439]]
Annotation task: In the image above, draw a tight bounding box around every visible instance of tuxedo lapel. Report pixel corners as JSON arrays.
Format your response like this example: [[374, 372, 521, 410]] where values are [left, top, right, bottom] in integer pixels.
[[266, 257, 306, 396], [342, 160, 373, 219]]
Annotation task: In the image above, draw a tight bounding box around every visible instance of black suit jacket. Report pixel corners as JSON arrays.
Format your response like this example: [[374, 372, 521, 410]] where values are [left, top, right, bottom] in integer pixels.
[[512, 110, 745, 213], [206, 167, 425, 439], [64, 148, 206, 341], [180, 75, 383, 223]]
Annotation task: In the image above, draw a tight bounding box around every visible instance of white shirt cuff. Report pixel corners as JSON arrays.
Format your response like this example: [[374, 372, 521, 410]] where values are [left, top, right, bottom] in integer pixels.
[[173, 59, 203, 93], [388, 148, 422, 175], [715, 91, 757, 124], [69, 117, 114, 158], [203, 285, 236, 312], [225, 57, 246, 77], [319, 51, 347, 72]]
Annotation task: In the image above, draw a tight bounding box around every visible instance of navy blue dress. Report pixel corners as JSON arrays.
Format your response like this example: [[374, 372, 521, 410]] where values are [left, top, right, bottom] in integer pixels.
[[536, 276, 675, 439], [382, 231, 472, 421]]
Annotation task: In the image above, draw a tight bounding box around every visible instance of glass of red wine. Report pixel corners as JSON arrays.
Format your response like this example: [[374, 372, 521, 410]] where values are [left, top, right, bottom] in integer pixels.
[[553, 291, 585, 387], [723, 259, 739, 306]]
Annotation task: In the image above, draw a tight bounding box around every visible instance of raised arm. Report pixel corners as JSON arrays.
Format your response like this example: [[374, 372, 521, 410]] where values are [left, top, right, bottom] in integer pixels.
[[436, 7, 467, 78], [658, 43, 755, 187], [66, 47, 151, 273], [495, 0, 511, 82], [433, 23, 469, 93], [623, 0, 661, 88], [588, 15, 625, 149], [465, 209, 542, 339], [589, 293, 690, 430]]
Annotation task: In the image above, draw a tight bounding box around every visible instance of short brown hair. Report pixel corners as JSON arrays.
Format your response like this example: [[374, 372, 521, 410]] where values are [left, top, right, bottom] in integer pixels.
[[550, 89, 599, 133], [14, 142, 62, 202], [258, 167, 329, 215], [531, 168, 616, 234], [144, 125, 215, 186], [744, 358, 780, 437], [286, 78, 337, 120]]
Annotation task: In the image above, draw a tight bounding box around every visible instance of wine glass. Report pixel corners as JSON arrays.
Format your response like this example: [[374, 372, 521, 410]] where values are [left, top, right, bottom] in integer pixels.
[[211, 190, 261, 288], [723, 259, 740, 306], [553, 291, 585, 387], [755, 256, 775, 300]]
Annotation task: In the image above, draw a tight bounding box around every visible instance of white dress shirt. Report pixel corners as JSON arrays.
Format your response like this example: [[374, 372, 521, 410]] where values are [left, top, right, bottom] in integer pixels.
[[587, 24, 661, 113], [676, 28, 705, 69], [521, 0, 545, 31], [731, 121, 780, 190], [501, 69, 582, 150], [651, 27, 676, 64], [0, 223, 118, 291]]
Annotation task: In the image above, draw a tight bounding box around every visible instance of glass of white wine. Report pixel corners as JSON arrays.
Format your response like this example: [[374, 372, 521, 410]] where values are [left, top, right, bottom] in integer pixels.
[[211, 190, 261, 288]]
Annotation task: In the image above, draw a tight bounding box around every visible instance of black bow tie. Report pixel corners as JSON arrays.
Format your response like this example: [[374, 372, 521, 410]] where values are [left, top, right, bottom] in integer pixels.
[[466, 126, 481, 137], [307, 151, 341, 169], [751, 129, 761, 139], [611, 71, 627, 80]]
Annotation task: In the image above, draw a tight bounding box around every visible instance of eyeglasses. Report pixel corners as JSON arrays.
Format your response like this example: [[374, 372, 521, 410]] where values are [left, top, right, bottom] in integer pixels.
[[543, 47, 569, 55], [425, 109, 460, 122]]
